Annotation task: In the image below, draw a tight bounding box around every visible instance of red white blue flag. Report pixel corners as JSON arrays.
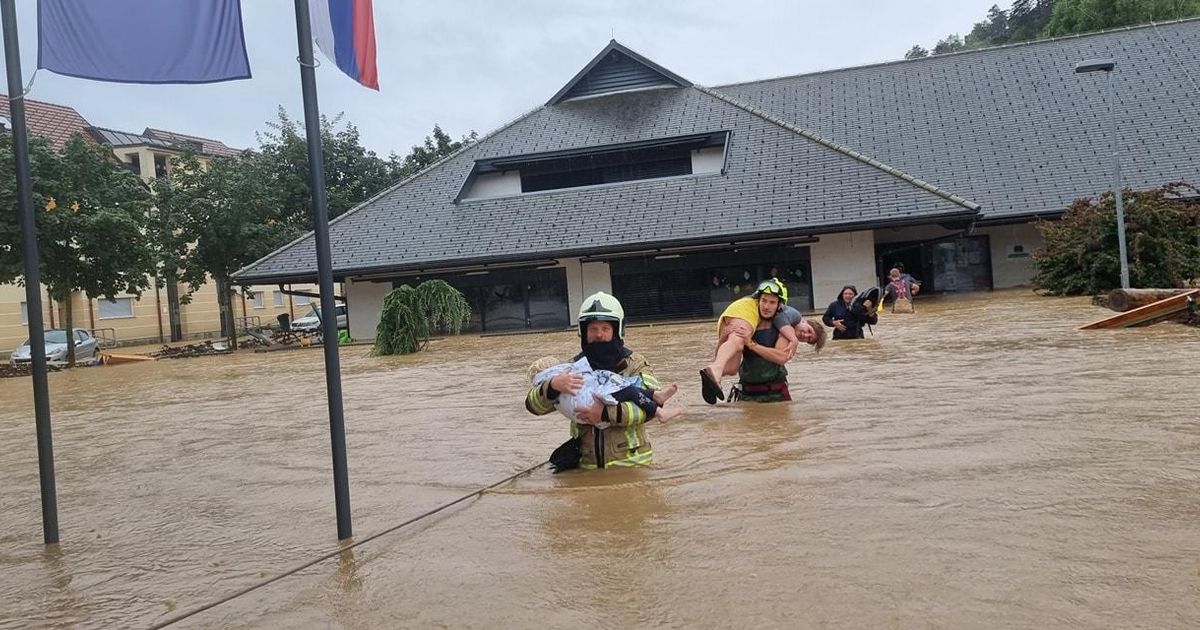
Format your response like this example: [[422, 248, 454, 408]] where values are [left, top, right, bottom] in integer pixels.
[[308, 0, 379, 90], [37, 0, 251, 84]]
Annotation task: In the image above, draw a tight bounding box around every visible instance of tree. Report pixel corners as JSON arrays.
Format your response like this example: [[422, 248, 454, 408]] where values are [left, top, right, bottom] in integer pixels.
[[388, 125, 478, 180], [167, 151, 303, 349], [0, 135, 48, 283], [34, 135, 155, 364], [255, 108, 398, 223], [374, 280, 471, 355], [1043, 0, 1200, 37], [904, 45, 930, 59], [966, 5, 1012, 47], [148, 152, 214, 341], [1033, 183, 1200, 294], [933, 34, 967, 54], [1009, 0, 1057, 41]]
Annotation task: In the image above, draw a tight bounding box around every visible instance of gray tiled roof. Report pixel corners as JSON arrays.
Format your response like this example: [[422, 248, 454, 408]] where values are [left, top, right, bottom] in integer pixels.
[[90, 126, 176, 149], [144, 128, 242, 158], [718, 19, 1200, 222], [235, 85, 975, 283]]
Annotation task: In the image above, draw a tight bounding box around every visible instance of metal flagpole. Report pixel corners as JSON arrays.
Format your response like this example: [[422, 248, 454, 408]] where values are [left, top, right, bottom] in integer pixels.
[[291, 0, 352, 540], [2, 0, 59, 544]]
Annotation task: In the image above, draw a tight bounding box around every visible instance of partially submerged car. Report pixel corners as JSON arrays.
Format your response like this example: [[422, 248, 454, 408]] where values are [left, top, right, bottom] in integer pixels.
[[9, 328, 100, 365], [291, 304, 348, 332]]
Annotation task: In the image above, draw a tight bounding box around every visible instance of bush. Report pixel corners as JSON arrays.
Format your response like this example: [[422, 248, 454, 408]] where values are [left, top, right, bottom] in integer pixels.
[[1033, 183, 1200, 295], [373, 280, 471, 355]]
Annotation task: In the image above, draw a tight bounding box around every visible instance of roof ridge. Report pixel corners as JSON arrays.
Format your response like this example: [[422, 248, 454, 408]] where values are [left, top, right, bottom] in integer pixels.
[[717, 17, 1200, 89], [0, 94, 83, 111], [235, 104, 547, 280], [91, 124, 145, 134], [547, 39, 691, 106], [692, 85, 980, 212]]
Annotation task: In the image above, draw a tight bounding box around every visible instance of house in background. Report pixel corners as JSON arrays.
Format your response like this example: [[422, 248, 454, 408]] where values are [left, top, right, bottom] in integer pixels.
[[0, 96, 323, 355], [233, 20, 1200, 341]]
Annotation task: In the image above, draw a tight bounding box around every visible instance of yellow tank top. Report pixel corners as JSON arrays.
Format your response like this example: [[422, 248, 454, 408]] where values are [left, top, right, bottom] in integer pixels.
[[717, 297, 760, 334]]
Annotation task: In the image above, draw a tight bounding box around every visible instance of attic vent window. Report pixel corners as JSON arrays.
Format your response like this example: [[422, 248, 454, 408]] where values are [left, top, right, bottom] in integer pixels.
[[460, 131, 728, 200]]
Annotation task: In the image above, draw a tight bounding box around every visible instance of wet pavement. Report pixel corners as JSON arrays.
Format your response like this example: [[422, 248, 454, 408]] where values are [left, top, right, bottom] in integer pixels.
[[1, 289, 1198, 628]]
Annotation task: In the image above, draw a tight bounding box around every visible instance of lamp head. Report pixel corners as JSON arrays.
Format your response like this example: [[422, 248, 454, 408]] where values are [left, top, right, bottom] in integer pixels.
[[1075, 58, 1115, 73]]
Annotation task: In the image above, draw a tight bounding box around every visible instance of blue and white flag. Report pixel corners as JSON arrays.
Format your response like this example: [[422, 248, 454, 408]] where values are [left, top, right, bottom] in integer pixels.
[[37, 0, 251, 84]]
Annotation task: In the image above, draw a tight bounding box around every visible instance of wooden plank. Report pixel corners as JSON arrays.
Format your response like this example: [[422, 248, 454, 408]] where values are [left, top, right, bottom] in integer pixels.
[[1079, 289, 1199, 330]]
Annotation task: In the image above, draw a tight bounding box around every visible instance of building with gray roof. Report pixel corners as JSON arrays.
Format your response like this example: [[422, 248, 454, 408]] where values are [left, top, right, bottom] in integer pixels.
[[234, 20, 1200, 339]]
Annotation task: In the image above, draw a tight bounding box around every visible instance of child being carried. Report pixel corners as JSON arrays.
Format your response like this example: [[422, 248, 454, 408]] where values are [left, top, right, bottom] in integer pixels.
[[528, 355, 682, 425]]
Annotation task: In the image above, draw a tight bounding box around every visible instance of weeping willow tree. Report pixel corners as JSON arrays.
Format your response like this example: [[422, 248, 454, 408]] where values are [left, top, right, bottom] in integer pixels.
[[374, 280, 472, 355]]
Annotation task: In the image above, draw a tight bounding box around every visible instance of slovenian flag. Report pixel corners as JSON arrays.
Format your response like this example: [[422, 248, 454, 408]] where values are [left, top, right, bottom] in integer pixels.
[[308, 0, 379, 90]]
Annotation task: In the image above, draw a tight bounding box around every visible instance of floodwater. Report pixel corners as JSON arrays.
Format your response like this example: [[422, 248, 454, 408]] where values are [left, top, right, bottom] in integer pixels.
[[1, 290, 1197, 629]]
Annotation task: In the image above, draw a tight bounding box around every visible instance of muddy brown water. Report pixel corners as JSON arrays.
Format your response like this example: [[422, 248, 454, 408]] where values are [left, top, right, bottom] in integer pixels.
[[1, 290, 1197, 629]]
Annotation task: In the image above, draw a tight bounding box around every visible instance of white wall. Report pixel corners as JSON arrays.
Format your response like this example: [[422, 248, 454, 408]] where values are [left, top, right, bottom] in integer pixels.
[[874, 221, 1042, 288], [462, 171, 521, 200], [560, 257, 612, 318], [981, 223, 1042, 288], [690, 147, 724, 174], [808, 230, 877, 308], [345, 278, 392, 342]]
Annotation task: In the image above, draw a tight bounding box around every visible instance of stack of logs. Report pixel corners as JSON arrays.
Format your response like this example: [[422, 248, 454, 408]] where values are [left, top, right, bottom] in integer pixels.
[[1106, 288, 1195, 312], [1106, 288, 1199, 326]]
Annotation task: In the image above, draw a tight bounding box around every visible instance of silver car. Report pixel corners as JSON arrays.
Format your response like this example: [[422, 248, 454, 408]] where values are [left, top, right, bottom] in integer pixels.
[[291, 304, 348, 332], [9, 328, 100, 365]]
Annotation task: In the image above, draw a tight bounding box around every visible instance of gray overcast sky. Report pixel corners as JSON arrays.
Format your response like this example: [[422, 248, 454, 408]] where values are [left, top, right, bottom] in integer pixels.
[[2, 1, 1000, 156]]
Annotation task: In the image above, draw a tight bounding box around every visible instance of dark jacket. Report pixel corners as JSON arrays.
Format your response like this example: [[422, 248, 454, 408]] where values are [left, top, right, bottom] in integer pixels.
[[822, 297, 878, 340]]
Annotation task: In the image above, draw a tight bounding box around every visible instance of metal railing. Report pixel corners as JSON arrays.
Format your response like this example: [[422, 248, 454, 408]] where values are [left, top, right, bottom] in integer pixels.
[[234, 316, 262, 333], [90, 327, 118, 349]]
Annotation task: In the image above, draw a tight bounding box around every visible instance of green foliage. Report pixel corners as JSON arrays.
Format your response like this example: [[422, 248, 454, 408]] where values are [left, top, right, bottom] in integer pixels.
[[904, 45, 930, 59], [1033, 183, 1200, 294], [32, 135, 156, 303], [933, 34, 967, 54], [387, 125, 479, 181], [0, 134, 155, 363], [373, 280, 471, 356], [1043, 0, 1200, 37], [164, 152, 302, 295], [903, 0, 1200, 58], [0, 134, 60, 283], [257, 107, 399, 222], [252, 110, 476, 225]]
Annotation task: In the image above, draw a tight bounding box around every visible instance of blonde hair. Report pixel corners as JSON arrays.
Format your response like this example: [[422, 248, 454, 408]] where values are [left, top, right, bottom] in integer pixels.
[[527, 355, 561, 383], [807, 319, 827, 354]]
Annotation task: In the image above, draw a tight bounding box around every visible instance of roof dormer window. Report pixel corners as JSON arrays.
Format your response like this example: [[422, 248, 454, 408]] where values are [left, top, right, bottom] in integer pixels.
[[458, 131, 729, 201]]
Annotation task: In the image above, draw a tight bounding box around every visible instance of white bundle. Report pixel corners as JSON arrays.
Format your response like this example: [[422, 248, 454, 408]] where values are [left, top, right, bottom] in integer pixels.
[[532, 357, 640, 424]]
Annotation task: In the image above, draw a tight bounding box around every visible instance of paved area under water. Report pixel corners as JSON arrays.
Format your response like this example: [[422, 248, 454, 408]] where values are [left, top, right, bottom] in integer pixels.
[[1, 289, 1197, 629]]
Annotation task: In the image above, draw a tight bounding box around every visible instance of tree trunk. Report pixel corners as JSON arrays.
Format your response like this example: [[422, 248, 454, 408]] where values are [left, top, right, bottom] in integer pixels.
[[216, 276, 238, 351], [63, 295, 77, 366], [165, 272, 183, 342], [1107, 288, 1194, 312]]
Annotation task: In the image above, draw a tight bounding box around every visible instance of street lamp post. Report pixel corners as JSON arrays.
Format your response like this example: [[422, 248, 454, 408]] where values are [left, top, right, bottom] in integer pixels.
[[1075, 58, 1130, 289]]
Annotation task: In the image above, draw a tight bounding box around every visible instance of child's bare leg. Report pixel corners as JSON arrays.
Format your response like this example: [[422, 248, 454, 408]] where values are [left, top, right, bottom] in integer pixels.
[[652, 383, 678, 405], [656, 405, 684, 423]]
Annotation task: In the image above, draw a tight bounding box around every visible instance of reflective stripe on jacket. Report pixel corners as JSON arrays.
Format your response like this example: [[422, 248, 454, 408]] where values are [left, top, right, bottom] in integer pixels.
[[526, 352, 658, 468]]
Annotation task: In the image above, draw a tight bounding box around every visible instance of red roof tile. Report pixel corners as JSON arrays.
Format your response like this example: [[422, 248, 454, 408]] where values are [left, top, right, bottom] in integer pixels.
[[0, 94, 94, 152]]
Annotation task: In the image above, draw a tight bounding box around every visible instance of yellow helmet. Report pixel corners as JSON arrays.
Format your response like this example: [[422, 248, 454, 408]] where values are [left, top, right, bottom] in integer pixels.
[[577, 291, 625, 340], [752, 278, 788, 304]]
